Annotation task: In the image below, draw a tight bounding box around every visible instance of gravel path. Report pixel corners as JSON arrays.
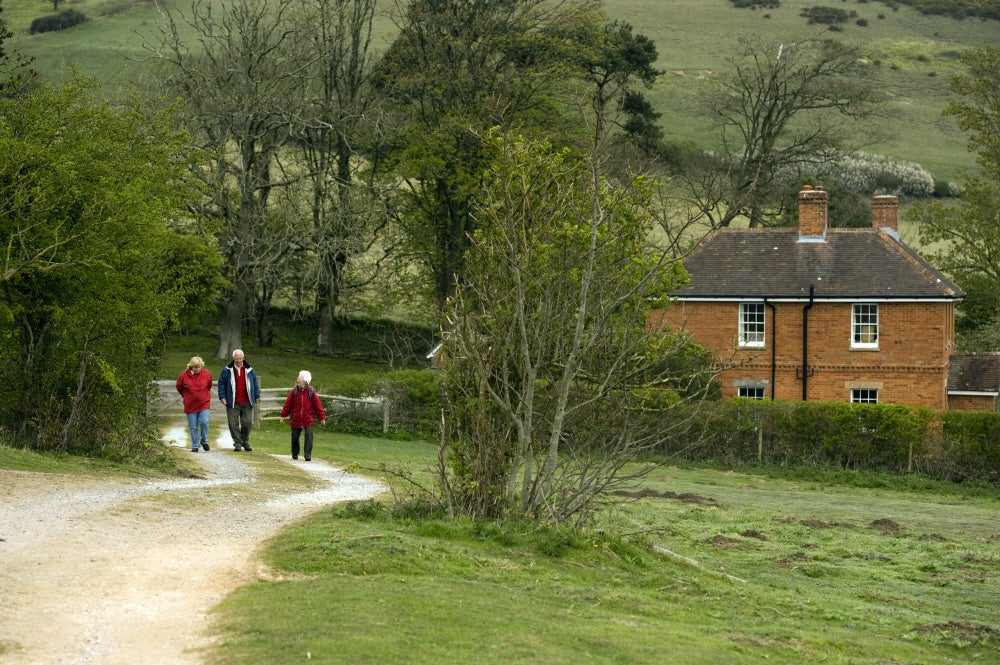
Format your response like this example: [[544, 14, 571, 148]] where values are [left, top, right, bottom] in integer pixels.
[[0, 428, 384, 665]]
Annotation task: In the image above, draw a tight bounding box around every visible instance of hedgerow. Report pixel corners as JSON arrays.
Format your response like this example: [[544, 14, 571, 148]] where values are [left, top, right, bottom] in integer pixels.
[[652, 399, 1000, 483]]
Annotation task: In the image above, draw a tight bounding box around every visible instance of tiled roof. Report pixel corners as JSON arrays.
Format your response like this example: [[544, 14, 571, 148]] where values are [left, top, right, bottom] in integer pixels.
[[948, 353, 1000, 393], [670, 228, 964, 300]]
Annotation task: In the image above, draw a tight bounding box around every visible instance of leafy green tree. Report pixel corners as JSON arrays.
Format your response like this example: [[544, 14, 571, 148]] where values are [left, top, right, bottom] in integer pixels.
[[440, 133, 714, 524], [913, 47, 1000, 348], [913, 179, 1000, 346], [568, 19, 663, 155], [375, 0, 600, 308], [945, 46, 1000, 178], [0, 2, 34, 94], [0, 80, 213, 454]]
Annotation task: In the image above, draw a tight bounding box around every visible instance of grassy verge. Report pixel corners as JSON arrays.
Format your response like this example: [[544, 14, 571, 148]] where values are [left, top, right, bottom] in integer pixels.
[[0, 438, 204, 478], [202, 432, 999, 665]]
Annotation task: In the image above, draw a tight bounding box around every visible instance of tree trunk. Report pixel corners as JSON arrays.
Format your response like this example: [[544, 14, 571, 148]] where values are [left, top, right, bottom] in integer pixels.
[[216, 286, 247, 359]]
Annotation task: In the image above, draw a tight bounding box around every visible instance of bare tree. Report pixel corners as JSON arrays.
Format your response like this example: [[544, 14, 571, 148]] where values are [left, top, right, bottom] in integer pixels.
[[677, 34, 884, 229], [294, 0, 392, 350], [146, 0, 315, 358]]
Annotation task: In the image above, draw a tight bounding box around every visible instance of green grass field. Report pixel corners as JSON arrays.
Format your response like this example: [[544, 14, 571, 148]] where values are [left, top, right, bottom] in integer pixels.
[[6, 0, 1000, 183], [192, 430, 999, 665]]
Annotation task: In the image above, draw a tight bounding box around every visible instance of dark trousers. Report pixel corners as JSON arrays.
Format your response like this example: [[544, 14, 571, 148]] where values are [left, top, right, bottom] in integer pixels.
[[226, 402, 254, 449], [291, 426, 314, 459]]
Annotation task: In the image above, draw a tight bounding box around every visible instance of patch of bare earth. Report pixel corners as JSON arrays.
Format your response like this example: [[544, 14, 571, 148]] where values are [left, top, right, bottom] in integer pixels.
[[0, 435, 383, 665]]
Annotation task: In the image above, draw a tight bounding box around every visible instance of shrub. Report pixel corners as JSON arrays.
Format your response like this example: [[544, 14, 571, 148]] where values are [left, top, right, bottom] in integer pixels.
[[932, 177, 958, 198], [730, 0, 781, 8], [331, 368, 444, 438], [28, 9, 87, 34], [801, 5, 850, 24], [934, 411, 1000, 482]]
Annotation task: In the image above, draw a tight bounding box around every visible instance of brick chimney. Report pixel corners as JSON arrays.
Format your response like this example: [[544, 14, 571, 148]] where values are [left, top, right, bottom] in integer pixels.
[[798, 185, 828, 239], [871, 195, 899, 236]]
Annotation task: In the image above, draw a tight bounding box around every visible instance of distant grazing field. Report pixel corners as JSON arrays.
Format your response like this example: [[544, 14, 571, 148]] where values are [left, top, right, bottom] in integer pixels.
[[7, 0, 1000, 182]]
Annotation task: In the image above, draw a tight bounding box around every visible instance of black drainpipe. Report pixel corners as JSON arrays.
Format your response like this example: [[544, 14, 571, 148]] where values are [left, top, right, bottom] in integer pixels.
[[766, 299, 777, 400], [802, 285, 814, 401]]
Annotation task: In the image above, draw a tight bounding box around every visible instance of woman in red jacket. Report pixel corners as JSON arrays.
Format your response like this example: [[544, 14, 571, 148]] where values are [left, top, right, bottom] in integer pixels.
[[175, 356, 213, 452], [279, 370, 327, 461]]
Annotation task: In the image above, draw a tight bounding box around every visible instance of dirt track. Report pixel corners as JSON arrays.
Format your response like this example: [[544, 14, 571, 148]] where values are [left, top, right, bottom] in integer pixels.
[[0, 429, 383, 665]]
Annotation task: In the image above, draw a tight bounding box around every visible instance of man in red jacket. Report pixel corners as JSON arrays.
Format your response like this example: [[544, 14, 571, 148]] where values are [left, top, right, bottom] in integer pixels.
[[175, 356, 213, 452], [279, 370, 327, 461]]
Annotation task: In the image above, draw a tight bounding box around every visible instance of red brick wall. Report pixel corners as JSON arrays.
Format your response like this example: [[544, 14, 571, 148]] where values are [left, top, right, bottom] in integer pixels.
[[651, 299, 955, 409]]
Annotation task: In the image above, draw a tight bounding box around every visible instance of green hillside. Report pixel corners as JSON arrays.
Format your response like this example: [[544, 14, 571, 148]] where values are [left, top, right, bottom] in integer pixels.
[[6, 0, 1000, 182]]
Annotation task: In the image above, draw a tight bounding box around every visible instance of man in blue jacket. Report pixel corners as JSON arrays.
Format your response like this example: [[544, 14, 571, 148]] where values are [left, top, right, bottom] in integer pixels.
[[218, 349, 261, 452]]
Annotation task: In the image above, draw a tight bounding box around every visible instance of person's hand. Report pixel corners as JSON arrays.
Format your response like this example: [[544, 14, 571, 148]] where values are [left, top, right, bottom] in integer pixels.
[[220, 398, 227, 406], [279, 417, 284, 424], [320, 419, 326, 426]]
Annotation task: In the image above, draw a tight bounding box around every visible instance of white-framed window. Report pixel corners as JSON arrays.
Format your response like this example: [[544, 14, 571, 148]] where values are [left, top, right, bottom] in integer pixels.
[[738, 386, 765, 399], [851, 388, 878, 404], [852, 303, 879, 349], [739, 302, 765, 348]]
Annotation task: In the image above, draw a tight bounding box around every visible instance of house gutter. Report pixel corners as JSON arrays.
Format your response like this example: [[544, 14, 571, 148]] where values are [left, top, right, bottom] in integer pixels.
[[766, 299, 777, 400], [802, 285, 814, 401]]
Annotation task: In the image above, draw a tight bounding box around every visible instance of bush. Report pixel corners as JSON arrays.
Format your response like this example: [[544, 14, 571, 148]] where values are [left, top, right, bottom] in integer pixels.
[[28, 9, 87, 34], [331, 368, 444, 438], [730, 0, 781, 8], [935, 411, 1000, 482], [801, 5, 850, 24]]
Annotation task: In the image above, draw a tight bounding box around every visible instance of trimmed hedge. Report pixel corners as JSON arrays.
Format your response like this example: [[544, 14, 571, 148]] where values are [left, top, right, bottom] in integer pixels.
[[653, 399, 999, 483], [324, 370, 999, 482]]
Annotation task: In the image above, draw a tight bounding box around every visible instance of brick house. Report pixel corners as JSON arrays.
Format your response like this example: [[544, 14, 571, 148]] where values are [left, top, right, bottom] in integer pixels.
[[647, 185, 967, 409]]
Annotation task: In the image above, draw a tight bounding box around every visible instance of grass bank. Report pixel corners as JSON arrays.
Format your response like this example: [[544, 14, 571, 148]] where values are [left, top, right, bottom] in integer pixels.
[[9, 0, 1000, 182], [201, 431, 998, 665]]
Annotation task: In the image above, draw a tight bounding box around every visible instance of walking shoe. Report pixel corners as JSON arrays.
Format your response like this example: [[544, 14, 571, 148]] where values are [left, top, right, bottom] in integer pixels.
[[233, 446, 243, 452], [191, 448, 199, 453], [201, 442, 210, 451], [243, 445, 253, 452], [304, 457, 311, 461], [292, 455, 298, 460]]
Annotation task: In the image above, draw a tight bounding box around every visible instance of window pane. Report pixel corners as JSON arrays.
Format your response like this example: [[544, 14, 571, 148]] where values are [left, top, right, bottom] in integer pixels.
[[852, 304, 878, 346], [738, 387, 765, 399], [851, 389, 878, 403], [740, 303, 765, 346]]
